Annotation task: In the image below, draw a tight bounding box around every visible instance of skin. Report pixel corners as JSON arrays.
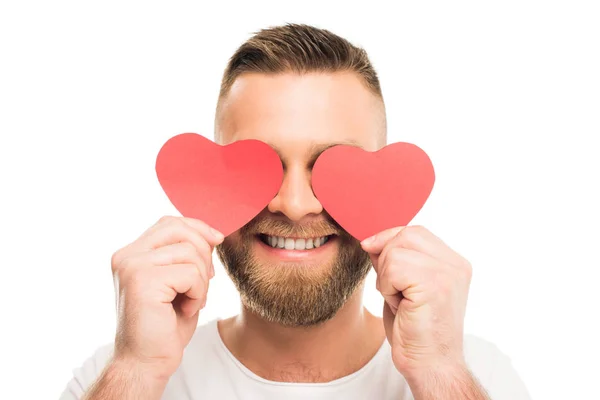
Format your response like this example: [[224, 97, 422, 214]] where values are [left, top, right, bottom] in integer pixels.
[[217, 72, 487, 396], [215, 72, 386, 382], [83, 72, 488, 399]]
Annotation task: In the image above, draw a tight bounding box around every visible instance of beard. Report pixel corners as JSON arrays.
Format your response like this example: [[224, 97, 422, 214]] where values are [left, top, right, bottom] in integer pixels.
[[215, 213, 372, 327]]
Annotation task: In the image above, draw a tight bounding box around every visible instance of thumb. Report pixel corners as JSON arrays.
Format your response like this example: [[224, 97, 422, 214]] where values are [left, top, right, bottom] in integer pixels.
[[360, 226, 406, 254], [382, 301, 395, 346]]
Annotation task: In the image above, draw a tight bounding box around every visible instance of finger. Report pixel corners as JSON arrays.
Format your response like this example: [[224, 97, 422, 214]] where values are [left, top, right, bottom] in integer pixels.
[[157, 243, 210, 287], [382, 301, 395, 336], [163, 232, 214, 280], [157, 263, 207, 318], [129, 242, 210, 287], [369, 253, 380, 274], [385, 226, 467, 268], [362, 226, 405, 271], [180, 217, 225, 246], [360, 226, 406, 254], [132, 218, 218, 269], [378, 243, 437, 281], [175, 218, 221, 278], [139, 216, 224, 250], [376, 247, 434, 309], [179, 224, 215, 279]]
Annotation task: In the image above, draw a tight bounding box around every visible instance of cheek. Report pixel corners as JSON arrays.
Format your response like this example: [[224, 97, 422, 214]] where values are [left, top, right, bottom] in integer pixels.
[[221, 236, 236, 249], [226, 231, 242, 242], [222, 231, 249, 249]]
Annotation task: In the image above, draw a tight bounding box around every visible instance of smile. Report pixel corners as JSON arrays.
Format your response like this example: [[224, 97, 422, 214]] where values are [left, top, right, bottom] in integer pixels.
[[258, 234, 333, 250]]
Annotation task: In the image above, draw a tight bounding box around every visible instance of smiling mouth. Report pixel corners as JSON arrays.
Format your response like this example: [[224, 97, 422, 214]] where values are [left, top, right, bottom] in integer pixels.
[[257, 234, 335, 250]]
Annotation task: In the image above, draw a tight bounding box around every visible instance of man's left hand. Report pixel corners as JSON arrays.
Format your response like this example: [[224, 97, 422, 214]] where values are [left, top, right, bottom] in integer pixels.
[[361, 225, 476, 389]]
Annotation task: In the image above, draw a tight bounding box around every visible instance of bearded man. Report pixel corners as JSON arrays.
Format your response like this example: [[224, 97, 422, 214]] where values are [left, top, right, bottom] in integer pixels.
[[61, 23, 530, 400]]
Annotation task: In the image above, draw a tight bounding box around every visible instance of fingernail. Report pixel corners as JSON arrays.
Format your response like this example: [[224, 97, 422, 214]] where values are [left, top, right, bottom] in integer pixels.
[[361, 235, 376, 246], [211, 227, 224, 241]]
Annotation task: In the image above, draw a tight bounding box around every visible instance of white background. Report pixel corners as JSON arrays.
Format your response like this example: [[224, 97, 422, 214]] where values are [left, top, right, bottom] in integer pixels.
[[1, 1, 598, 399]]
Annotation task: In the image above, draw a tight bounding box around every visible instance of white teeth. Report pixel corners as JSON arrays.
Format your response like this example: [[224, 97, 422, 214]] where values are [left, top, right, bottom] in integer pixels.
[[265, 236, 329, 250], [284, 238, 295, 250]]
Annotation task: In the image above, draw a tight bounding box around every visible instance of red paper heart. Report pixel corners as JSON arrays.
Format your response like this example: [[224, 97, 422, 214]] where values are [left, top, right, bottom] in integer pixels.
[[156, 133, 283, 236], [312, 143, 435, 241]]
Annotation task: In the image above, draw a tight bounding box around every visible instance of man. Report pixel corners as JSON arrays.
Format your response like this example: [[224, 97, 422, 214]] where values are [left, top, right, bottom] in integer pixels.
[[61, 23, 530, 399]]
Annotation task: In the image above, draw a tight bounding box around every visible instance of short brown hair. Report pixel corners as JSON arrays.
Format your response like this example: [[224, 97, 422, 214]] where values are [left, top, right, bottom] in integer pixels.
[[214, 23, 385, 138]]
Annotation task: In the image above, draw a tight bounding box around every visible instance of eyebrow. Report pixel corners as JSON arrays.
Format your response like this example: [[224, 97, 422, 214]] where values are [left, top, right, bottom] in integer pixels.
[[268, 139, 364, 168]]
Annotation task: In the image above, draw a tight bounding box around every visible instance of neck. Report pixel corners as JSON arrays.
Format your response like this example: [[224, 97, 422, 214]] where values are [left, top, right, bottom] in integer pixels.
[[218, 283, 385, 383]]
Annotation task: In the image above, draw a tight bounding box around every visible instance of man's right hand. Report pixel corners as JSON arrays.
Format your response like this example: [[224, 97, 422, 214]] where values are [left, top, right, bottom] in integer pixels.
[[83, 216, 224, 399]]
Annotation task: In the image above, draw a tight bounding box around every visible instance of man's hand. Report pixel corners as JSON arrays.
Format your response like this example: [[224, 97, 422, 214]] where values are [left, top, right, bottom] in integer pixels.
[[361, 225, 488, 399], [84, 216, 224, 400]]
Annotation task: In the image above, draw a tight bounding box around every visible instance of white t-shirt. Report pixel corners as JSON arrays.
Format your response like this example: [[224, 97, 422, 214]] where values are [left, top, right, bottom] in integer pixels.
[[60, 319, 530, 399]]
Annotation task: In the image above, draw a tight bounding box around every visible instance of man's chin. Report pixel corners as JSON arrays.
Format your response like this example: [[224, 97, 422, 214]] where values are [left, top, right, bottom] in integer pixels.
[[245, 260, 335, 291], [216, 232, 372, 327]]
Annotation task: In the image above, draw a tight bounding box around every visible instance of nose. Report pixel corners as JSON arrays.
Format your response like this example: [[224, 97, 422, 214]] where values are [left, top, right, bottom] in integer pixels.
[[268, 164, 323, 222]]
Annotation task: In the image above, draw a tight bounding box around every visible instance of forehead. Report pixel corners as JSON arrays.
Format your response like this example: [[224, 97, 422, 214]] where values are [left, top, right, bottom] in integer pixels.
[[216, 72, 384, 153]]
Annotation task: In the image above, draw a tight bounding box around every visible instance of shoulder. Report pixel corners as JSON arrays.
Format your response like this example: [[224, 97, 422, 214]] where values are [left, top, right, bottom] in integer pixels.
[[60, 320, 220, 399]]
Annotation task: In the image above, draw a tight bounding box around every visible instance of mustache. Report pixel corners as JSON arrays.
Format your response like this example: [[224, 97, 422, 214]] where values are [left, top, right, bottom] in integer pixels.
[[241, 216, 344, 238]]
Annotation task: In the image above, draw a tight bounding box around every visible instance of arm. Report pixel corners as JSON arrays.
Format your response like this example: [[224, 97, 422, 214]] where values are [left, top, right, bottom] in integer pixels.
[[405, 339, 532, 400], [59, 216, 223, 400], [361, 226, 516, 399], [82, 358, 169, 400], [406, 364, 490, 400]]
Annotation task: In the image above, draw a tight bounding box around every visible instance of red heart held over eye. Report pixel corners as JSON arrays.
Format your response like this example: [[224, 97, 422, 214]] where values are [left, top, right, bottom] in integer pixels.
[[155, 133, 283, 237], [312, 143, 435, 241]]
